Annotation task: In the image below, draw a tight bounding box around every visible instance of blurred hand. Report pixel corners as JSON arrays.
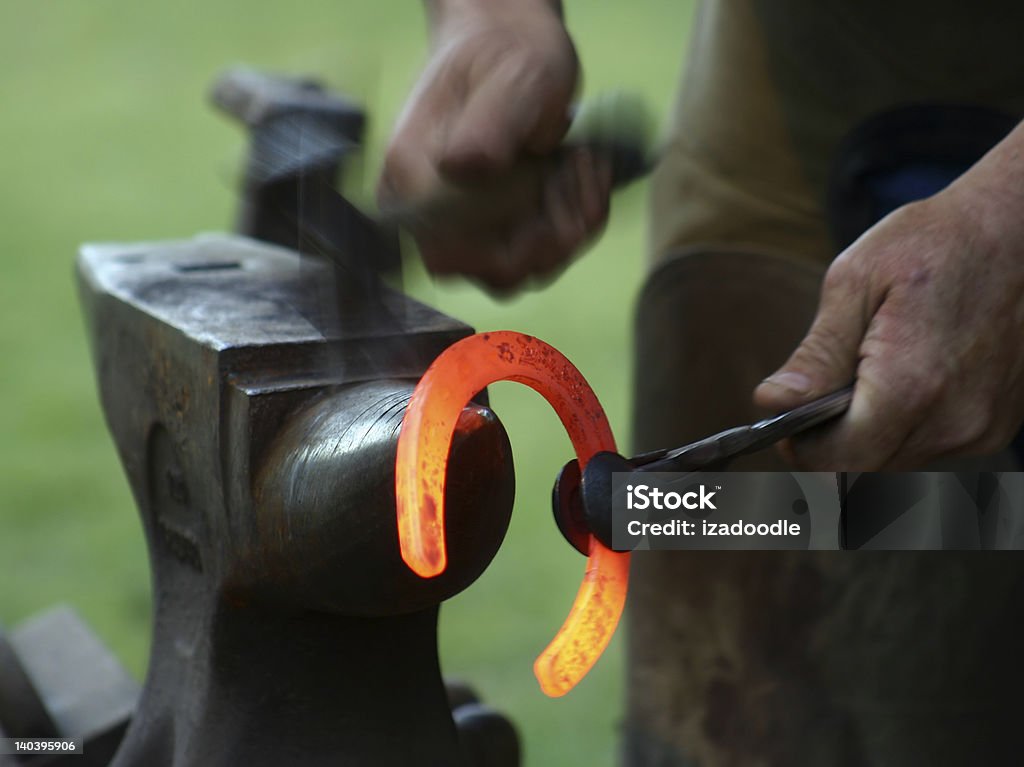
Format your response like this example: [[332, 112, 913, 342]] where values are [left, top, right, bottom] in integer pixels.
[[754, 173, 1024, 470], [378, 0, 612, 294]]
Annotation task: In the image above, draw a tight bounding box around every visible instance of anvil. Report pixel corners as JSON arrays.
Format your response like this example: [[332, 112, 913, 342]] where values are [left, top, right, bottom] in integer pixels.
[[77, 234, 518, 766]]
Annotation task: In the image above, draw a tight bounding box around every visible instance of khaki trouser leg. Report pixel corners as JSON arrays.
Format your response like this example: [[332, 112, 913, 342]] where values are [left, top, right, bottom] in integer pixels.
[[628, 0, 1024, 760], [625, 250, 1024, 766]]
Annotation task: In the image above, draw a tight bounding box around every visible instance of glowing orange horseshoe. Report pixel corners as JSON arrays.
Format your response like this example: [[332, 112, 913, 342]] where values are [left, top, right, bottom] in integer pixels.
[[395, 331, 630, 697]]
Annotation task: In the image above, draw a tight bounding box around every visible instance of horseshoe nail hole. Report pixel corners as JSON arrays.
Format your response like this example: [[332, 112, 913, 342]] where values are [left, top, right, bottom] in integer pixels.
[[175, 261, 241, 272]]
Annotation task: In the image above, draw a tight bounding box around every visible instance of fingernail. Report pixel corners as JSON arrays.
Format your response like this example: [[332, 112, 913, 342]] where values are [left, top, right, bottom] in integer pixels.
[[761, 371, 813, 396]]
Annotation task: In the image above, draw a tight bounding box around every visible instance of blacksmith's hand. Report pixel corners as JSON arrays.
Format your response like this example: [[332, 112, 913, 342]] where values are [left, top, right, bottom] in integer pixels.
[[378, 0, 611, 295], [754, 121, 1024, 470]]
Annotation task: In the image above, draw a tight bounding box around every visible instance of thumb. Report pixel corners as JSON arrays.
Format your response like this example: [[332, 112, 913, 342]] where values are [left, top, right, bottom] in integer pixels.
[[754, 263, 870, 412]]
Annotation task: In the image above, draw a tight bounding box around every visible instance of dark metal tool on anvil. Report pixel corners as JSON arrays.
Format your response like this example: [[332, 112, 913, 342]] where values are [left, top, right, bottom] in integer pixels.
[[552, 385, 855, 553]]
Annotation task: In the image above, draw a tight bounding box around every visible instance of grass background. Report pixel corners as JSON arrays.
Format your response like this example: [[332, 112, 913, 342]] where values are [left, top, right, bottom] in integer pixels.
[[0, 2, 694, 764]]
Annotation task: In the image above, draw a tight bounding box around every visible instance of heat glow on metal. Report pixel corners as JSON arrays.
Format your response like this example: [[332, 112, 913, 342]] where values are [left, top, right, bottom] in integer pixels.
[[395, 331, 630, 697]]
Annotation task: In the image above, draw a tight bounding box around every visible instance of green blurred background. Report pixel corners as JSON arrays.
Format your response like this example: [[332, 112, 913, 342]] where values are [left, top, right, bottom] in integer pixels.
[[0, 2, 694, 764]]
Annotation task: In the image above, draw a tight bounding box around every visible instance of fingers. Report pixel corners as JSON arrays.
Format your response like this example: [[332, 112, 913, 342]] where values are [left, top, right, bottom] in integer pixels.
[[777, 283, 985, 470], [417, 149, 612, 293], [533, 149, 611, 273], [754, 252, 875, 413], [379, 8, 587, 293], [577, 145, 614, 231], [439, 56, 573, 182], [782, 352, 924, 470], [754, 247, 911, 470], [381, 16, 577, 204], [483, 149, 612, 291], [759, 186, 1024, 471], [378, 57, 454, 209]]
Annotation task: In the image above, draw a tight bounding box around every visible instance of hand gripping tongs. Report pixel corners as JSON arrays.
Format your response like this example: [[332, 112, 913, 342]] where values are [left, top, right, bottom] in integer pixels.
[[552, 385, 855, 553]]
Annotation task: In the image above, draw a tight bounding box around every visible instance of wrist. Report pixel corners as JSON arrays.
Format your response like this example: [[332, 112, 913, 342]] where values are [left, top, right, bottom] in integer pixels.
[[425, 0, 563, 28]]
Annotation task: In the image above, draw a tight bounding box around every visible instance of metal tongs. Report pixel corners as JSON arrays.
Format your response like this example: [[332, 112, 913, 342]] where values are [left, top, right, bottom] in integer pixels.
[[552, 386, 854, 552]]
